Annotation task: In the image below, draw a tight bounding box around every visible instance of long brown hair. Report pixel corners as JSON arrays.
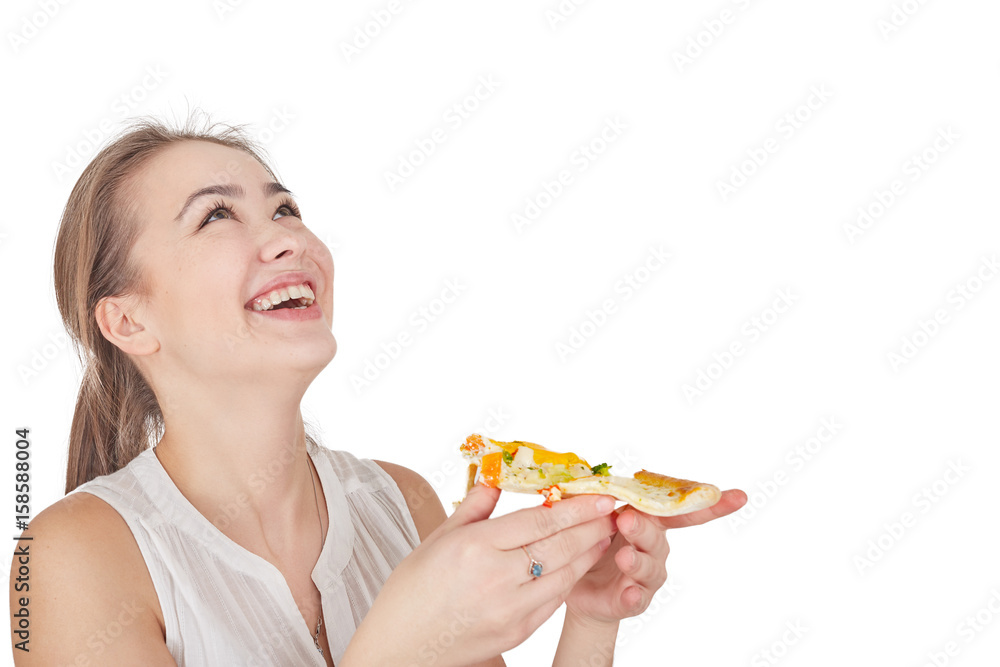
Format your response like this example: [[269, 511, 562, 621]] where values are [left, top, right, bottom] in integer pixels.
[[55, 113, 280, 493]]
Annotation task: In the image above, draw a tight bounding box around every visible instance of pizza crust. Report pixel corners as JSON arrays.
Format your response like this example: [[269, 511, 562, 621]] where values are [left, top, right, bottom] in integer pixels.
[[555, 474, 721, 517]]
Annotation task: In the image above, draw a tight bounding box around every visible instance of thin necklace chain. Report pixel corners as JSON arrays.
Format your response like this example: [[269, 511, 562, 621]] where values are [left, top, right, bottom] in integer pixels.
[[308, 455, 325, 657]]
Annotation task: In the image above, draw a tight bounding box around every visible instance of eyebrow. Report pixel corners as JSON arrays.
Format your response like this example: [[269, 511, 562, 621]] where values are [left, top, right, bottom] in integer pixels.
[[174, 181, 295, 222]]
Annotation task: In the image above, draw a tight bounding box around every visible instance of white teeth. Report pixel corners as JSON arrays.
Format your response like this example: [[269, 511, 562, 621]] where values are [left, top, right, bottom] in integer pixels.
[[250, 282, 315, 312]]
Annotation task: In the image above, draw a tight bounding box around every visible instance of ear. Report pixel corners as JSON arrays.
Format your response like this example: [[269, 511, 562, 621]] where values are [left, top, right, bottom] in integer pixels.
[[94, 295, 160, 356]]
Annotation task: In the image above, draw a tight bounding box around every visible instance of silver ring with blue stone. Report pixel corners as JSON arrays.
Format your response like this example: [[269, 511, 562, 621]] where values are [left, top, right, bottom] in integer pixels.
[[522, 545, 543, 578]]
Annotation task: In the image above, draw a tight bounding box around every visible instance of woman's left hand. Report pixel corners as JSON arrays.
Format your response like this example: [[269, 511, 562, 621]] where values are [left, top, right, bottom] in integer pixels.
[[563, 488, 747, 625]]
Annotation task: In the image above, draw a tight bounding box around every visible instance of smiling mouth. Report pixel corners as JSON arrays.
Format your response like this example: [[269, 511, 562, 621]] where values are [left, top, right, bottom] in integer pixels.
[[248, 283, 316, 311]]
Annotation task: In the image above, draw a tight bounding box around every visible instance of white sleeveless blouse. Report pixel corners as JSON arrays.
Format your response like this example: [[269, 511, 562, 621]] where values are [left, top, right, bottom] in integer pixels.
[[69, 439, 421, 666]]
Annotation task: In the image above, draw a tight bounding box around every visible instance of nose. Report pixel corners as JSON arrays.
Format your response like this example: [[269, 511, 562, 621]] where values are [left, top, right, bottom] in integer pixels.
[[256, 216, 307, 262]]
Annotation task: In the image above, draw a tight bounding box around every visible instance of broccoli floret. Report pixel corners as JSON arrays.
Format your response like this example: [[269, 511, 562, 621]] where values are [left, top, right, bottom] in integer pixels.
[[591, 463, 612, 476]]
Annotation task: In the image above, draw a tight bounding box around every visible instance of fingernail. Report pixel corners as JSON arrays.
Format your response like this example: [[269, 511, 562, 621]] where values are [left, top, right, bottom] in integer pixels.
[[629, 549, 637, 568], [599, 536, 612, 550], [597, 497, 615, 513]]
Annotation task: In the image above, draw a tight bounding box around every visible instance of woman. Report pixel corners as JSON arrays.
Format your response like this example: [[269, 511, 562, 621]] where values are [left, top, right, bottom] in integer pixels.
[[11, 116, 745, 666]]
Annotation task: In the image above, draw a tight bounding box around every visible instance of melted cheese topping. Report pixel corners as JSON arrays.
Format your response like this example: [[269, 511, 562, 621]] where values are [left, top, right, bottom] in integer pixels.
[[467, 440, 592, 492], [518, 443, 586, 467], [463, 436, 588, 467], [633, 470, 703, 502]]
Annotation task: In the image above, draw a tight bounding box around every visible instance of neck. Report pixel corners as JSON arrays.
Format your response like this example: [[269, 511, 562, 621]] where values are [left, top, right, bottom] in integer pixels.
[[152, 377, 325, 551]]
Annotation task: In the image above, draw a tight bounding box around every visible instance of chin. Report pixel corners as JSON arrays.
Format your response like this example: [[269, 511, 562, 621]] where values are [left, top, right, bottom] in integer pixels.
[[300, 332, 338, 369], [261, 332, 338, 378], [274, 346, 337, 390]]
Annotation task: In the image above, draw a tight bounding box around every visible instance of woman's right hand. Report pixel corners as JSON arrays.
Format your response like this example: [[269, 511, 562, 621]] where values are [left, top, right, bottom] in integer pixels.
[[341, 483, 619, 667]]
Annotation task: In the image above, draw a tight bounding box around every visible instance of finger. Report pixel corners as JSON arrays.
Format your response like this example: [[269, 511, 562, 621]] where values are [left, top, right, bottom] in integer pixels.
[[615, 547, 667, 592], [650, 488, 748, 529], [617, 583, 648, 618], [519, 534, 612, 608], [437, 483, 501, 536], [616, 509, 669, 559], [488, 494, 617, 550], [524, 513, 617, 576]]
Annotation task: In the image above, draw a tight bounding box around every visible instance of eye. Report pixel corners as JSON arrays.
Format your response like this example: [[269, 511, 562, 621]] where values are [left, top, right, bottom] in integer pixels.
[[274, 198, 302, 221], [199, 202, 235, 229]]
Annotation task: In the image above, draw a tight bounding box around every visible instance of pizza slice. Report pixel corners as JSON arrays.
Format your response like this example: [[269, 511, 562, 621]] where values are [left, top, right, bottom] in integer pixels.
[[460, 434, 721, 517]]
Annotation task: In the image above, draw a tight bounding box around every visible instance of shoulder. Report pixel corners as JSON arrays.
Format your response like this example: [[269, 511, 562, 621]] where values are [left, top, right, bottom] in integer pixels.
[[372, 460, 448, 542], [9, 493, 173, 664]]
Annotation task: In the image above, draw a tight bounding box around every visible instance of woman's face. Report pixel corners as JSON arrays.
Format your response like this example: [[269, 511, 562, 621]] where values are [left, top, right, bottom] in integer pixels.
[[124, 140, 337, 387]]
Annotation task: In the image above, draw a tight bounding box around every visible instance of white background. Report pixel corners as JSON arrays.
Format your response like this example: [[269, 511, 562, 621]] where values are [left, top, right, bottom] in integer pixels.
[[2, 0, 999, 665]]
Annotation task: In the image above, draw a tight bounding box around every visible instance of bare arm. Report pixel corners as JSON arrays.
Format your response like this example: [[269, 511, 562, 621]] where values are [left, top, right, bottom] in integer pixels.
[[553, 610, 619, 666], [9, 493, 177, 666]]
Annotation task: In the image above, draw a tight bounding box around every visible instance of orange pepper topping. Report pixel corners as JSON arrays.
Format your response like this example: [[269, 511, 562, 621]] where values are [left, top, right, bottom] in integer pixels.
[[480, 452, 502, 488]]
